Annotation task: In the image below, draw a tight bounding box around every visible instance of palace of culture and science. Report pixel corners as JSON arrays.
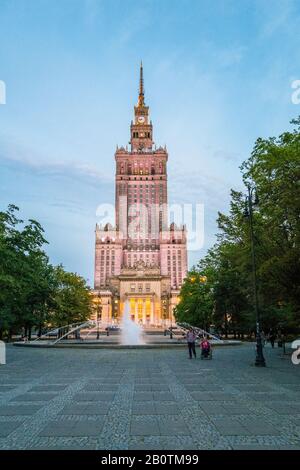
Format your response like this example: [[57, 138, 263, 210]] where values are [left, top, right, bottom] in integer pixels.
[[93, 64, 187, 326]]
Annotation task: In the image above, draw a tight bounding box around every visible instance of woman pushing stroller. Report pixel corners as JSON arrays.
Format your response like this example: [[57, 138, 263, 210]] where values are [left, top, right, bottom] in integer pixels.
[[200, 335, 212, 359]]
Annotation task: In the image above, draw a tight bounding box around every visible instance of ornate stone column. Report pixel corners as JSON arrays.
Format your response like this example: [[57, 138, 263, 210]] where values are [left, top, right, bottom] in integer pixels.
[[150, 295, 154, 325], [142, 299, 146, 325], [135, 298, 138, 322]]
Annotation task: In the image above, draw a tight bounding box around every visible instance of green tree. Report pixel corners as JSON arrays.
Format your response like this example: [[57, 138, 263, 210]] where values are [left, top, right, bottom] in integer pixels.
[[241, 117, 300, 325], [0, 205, 93, 340], [176, 118, 300, 336], [50, 265, 92, 327], [0, 205, 50, 339], [174, 270, 214, 330]]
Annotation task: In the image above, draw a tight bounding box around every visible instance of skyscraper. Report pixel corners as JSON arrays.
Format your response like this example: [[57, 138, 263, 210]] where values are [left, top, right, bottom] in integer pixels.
[[94, 63, 187, 326]]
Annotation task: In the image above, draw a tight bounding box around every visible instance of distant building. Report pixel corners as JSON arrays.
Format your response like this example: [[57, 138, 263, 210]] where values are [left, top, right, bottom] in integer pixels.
[[93, 63, 187, 326]]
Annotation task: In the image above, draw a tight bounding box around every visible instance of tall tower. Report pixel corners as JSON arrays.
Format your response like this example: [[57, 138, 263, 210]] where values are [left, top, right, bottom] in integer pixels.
[[130, 62, 153, 152], [94, 64, 188, 326]]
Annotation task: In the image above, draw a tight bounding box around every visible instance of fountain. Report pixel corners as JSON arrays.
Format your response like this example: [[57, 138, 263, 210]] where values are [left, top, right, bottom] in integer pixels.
[[120, 300, 145, 345]]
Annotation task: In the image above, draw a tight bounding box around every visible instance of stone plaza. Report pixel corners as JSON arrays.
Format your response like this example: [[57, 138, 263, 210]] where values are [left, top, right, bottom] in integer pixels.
[[0, 343, 299, 450]]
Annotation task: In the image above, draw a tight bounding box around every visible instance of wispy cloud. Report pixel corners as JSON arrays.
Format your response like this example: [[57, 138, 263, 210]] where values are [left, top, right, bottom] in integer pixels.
[[254, 0, 300, 39], [169, 165, 233, 210], [0, 138, 113, 188]]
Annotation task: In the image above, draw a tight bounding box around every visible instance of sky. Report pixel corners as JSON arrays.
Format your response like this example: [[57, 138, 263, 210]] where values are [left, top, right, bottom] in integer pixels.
[[0, 0, 300, 284]]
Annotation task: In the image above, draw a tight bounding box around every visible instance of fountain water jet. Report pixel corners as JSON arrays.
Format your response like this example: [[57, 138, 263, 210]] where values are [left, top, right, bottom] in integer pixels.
[[120, 300, 145, 345]]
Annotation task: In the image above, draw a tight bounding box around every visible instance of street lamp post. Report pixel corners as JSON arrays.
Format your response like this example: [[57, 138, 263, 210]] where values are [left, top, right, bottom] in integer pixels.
[[169, 298, 174, 339], [96, 293, 102, 340], [245, 185, 266, 367]]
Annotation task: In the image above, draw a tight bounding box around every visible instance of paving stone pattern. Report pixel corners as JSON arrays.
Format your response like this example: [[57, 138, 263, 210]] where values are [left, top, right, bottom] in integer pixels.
[[0, 343, 299, 450]]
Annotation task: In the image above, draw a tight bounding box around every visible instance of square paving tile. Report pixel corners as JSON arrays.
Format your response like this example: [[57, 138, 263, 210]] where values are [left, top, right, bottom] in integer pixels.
[[184, 384, 202, 392], [223, 405, 253, 415], [151, 384, 169, 391], [241, 419, 280, 435], [60, 403, 110, 415], [246, 393, 287, 402], [40, 377, 74, 384], [202, 384, 224, 392], [190, 392, 214, 401], [210, 392, 236, 401], [130, 418, 160, 436], [158, 418, 190, 436], [39, 420, 104, 437], [153, 392, 174, 401], [211, 418, 251, 436], [104, 378, 122, 384], [181, 377, 202, 384], [198, 403, 227, 415], [0, 385, 16, 392], [133, 392, 153, 401], [0, 421, 22, 437], [234, 384, 273, 392], [0, 405, 43, 416], [134, 378, 151, 383], [155, 403, 178, 414], [134, 384, 152, 391], [73, 392, 115, 402], [83, 383, 118, 392], [150, 378, 167, 384], [29, 385, 68, 392], [281, 384, 300, 392], [265, 402, 300, 414], [132, 402, 156, 414], [12, 393, 58, 402]]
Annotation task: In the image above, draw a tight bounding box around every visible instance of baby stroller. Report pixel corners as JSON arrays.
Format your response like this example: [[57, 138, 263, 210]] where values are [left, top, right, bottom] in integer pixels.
[[200, 338, 212, 360]]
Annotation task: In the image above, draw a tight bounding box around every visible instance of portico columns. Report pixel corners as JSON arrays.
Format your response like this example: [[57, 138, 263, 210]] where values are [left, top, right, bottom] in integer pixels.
[[150, 295, 154, 325], [142, 299, 146, 325]]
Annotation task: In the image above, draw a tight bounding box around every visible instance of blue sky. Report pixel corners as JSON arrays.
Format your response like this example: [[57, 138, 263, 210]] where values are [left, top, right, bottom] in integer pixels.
[[1, 0, 300, 284]]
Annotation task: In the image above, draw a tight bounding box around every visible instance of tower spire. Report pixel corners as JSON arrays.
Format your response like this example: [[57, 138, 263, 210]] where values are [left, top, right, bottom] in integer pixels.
[[138, 61, 145, 106]]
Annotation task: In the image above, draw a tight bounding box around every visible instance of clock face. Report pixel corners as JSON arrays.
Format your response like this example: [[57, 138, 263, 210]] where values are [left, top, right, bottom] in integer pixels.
[[138, 116, 145, 124]]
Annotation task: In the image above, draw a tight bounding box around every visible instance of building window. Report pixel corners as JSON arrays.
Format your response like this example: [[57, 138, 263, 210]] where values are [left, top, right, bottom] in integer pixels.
[[130, 283, 135, 292]]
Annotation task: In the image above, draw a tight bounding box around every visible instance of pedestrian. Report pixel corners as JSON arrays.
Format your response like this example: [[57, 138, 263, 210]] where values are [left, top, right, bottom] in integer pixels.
[[186, 328, 197, 359], [200, 336, 211, 359], [269, 329, 276, 348], [261, 330, 266, 347], [277, 329, 283, 348]]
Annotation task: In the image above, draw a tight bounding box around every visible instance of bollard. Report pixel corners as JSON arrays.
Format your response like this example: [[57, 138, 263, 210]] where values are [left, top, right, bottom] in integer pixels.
[[0, 341, 6, 365]]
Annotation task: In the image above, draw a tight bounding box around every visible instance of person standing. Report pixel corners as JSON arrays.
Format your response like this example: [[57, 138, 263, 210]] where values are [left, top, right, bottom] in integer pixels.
[[186, 328, 197, 359], [269, 329, 276, 348], [261, 330, 266, 347]]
